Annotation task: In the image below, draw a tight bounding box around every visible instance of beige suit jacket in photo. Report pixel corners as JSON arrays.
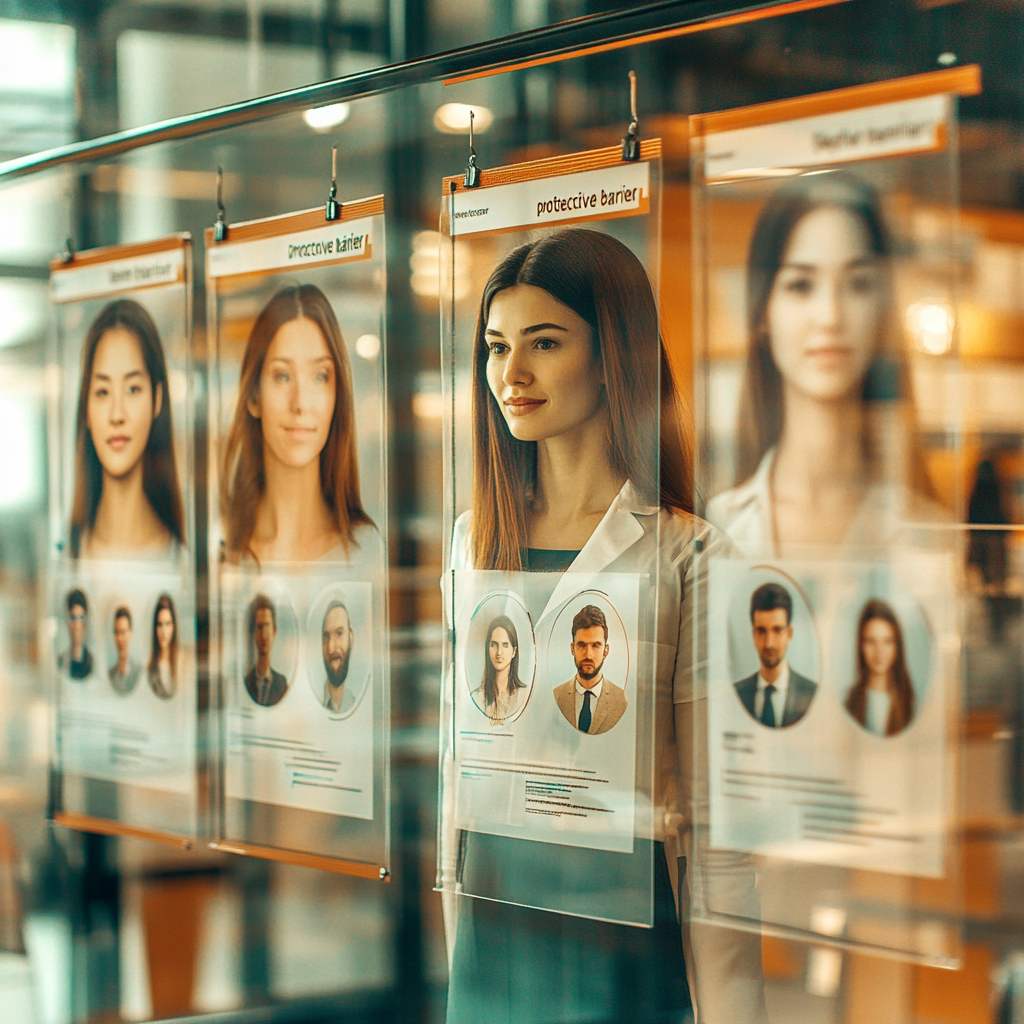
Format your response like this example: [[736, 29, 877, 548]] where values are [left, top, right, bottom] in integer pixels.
[[552, 677, 627, 735]]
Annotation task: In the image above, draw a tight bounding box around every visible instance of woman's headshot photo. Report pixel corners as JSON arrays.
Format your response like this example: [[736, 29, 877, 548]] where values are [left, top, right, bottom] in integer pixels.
[[69, 298, 185, 559], [470, 614, 529, 722], [220, 283, 374, 565], [147, 592, 179, 700], [706, 171, 935, 557], [844, 598, 917, 738]]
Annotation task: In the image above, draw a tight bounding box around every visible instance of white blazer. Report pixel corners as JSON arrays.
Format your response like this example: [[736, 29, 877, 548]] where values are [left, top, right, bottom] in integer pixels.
[[439, 480, 769, 1024], [706, 447, 934, 559]]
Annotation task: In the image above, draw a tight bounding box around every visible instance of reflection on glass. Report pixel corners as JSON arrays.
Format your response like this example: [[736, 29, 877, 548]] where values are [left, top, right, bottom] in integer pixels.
[[708, 172, 933, 555]]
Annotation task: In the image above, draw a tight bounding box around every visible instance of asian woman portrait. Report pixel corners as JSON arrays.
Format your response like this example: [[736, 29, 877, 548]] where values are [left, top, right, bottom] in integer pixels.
[[442, 228, 767, 1023], [706, 171, 935, 557], [221, 283, 373, 564], [471, 614, 527, 721], [148, 593, 178, 700], [69, 299, 185, 558], [845, 598, 915, 737]]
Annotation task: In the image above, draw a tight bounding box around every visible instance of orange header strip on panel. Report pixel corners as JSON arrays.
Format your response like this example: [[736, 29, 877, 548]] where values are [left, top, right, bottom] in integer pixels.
[[690, 64, 981, 137], [54, 812, 194, 850], [204, 196, 385, 248], [442, 139, 661, 195], [208, 840, 388, 880], [443, 0, 850, 85], [49, 233, 190, 273]]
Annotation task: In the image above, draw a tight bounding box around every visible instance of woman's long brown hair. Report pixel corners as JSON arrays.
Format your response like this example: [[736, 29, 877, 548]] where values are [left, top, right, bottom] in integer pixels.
[[734, 171, 933, 497], [470, 228, 693, 570], [69, 299, 185, 556], [845, 598, 915, 737], [221, 283, 371, 562], [148, 592, 178, 680]]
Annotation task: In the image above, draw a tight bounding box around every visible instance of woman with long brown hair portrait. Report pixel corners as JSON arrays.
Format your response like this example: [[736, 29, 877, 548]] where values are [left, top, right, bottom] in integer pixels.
[[470, 614, 527, 721], [443, 228, 766, 1024], [706, 171, 934, 557], [221, 283, 373, 564], [69, 299, 185, 558], [147, 592, 178, 700], [845, 598, 916, 738]]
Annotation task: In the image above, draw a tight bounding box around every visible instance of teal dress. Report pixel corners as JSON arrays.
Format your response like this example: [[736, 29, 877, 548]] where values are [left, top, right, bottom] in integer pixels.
[[445, 549, 692, 1024]]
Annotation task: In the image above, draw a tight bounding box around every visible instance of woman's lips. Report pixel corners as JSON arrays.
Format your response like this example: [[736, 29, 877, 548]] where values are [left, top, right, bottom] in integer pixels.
[[106, 435, 130, 450], [503, 397, 546, 416]]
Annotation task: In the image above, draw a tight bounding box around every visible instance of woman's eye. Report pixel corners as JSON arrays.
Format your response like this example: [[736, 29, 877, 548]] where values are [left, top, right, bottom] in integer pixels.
[[128, 384, 143, 395], [273, 371, 290, 384], [535, 338, 557, 351], [93, 387, 108, 399], [487, 342, 509, 356], [315, 370, 330, 384], [783, 276, 813, 296], [848, 272, 878, 295]]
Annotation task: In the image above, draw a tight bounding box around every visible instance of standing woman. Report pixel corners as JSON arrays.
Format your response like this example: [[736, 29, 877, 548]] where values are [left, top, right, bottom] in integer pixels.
[[845, 599, 916, 737], [443, 228, 767, 1023], [70, 299, 185, 558], [471, 615, 527, 721], [706, 172, 934, 557], [148, 593, 178, 700], [221, 284, 373, 564]]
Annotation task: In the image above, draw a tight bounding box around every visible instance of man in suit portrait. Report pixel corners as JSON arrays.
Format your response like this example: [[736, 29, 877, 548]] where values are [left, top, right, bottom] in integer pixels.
[[108, 605, 141, 695], [321, 600, 357, 715], [244, 593, 288, 707], [734, 582, 817, 728], [58, 588, 93, 681], [553, 604, 628, 736]]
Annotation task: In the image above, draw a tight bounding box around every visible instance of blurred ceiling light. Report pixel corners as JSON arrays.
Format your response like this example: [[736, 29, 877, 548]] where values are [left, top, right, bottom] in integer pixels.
[[303, 102, 351, 131], [0, 22, 73, 94], [906, 300, 954, 355], [433, 103, 494, 135], [412, 392, 444, 419], [937, 52, 957, 66], [410, 231, 471, 300], [355, 333, 381, 360]]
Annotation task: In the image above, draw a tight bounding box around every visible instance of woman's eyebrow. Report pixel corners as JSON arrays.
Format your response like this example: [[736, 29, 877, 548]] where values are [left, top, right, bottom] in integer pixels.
[[522, 322, 568, 335], [93, 369, 144, 381], [780, 256, 880, 272]]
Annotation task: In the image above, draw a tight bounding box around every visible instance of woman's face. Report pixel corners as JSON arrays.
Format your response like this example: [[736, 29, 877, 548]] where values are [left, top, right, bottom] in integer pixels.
[[861, 617, 897, 679], [484, 284, 604, 444], [156, 608, 174, 653], [765, 205, 886, 403], [86, 327, 161, 479], [250, 316, 336, 472], [488, 626, 515, 673]]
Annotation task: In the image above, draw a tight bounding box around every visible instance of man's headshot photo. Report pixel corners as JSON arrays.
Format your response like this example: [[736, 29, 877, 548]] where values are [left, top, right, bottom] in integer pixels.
[[108, 605, 141, 695], [243, 593, 288, 708], [321, 600, 357, 715], [552, 604, 627, 736], [733, 582, 817, 729], [59, 588, 93, 681]]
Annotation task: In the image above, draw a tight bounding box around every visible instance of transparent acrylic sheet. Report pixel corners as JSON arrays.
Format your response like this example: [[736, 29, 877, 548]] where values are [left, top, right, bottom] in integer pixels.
[[206, 202, 390, 876], [436, 145, 666, 926], [688, 73, 970, 962], [47, 238, 199, 844]]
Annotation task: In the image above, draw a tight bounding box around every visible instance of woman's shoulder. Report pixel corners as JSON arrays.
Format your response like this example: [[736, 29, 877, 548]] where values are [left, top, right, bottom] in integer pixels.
[[657, 507, 737, 568], [450, 511, 473, 570]]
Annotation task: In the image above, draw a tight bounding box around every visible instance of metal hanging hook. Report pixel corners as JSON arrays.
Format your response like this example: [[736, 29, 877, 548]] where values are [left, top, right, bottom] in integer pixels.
[[214, 165, 228, 241], [325, 144, 340, 221], [622, 69, 640, 161], [464, 107, 481, 188]]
